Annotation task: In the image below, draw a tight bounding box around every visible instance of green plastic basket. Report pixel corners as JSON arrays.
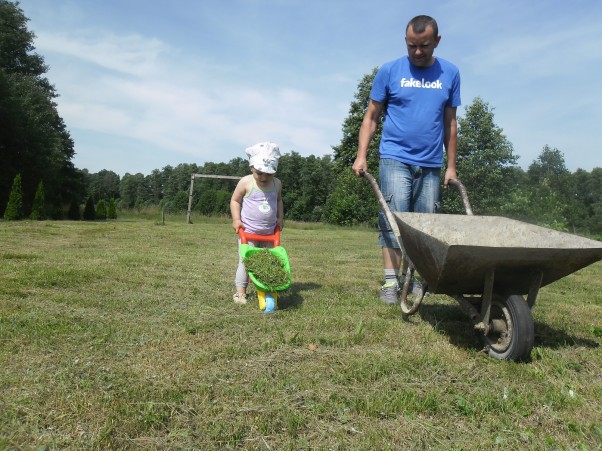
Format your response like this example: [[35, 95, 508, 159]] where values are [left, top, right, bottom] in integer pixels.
[[240, 244, 292, 291]]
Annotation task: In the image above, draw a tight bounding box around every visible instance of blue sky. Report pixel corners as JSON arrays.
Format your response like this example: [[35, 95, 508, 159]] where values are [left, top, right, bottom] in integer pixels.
[[20, 0, 602, 175]]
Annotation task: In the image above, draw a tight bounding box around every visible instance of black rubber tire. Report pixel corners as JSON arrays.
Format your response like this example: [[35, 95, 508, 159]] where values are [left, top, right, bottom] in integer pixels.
[[480, 294, 534, 362]]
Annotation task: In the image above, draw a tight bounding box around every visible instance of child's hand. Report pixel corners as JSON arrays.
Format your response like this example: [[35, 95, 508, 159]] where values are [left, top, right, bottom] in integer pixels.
[[277, 218, 284, 230], [232, 219, 243, 232]]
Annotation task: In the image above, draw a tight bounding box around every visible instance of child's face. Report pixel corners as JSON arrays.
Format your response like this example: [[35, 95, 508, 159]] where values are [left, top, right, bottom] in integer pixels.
[[252, 167, 274, 184]]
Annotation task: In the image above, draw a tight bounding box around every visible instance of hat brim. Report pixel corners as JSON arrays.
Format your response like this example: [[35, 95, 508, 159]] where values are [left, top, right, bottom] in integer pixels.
[[253, 164, 277, 174]]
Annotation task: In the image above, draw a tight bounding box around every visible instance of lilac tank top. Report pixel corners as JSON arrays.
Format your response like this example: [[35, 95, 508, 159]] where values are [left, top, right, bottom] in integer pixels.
[[241, 178, 278, 234]]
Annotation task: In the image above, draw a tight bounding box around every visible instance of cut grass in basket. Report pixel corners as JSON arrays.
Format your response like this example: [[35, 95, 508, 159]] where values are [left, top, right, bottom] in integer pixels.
[[243, 248, 290, 289]]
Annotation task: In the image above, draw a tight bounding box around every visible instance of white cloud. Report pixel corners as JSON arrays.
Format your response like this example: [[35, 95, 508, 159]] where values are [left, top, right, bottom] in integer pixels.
[[35, 26, 343, 169], [36, 30, 168, 77]]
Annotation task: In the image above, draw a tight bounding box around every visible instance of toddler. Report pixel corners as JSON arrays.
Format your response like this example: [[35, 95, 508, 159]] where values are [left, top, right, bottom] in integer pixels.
[[230, 142, 284, 304]]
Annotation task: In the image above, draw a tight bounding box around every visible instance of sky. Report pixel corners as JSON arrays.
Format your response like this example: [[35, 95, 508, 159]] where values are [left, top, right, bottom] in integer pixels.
[[19, 0, 602, 176]]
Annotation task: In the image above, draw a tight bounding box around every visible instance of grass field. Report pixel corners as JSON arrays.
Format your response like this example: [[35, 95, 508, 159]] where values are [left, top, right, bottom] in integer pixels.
[[1, 215, 601, 449]]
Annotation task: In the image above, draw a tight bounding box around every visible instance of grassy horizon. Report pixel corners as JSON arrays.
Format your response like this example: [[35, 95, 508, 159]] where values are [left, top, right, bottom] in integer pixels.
[[1, 215, 601, 449]]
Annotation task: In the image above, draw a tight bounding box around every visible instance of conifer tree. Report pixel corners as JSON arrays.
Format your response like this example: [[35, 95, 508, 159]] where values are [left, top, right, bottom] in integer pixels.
[[107, 198, 117, 219], [95, 199, 107, 220], [30, 180, 46, 220], [3, 173, 24, 220], [67, 197, 81, 220], [83, 195, 96, 220]]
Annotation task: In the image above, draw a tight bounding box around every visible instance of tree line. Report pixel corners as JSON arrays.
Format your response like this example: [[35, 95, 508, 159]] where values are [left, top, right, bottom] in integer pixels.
[[1, 1, 601, 237]]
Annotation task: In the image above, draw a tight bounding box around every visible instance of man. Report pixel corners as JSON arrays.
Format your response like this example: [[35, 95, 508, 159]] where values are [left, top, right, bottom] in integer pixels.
[[352, 15, 461, 304]]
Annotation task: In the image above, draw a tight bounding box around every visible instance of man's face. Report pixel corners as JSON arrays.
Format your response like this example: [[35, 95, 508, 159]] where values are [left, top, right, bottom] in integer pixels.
[[405, 25, 441, 67]]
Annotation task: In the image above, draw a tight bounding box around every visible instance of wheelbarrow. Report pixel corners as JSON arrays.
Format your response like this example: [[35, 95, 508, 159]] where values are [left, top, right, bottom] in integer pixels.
[[238, 227, 292, 313], [362, 171, 602, 361]]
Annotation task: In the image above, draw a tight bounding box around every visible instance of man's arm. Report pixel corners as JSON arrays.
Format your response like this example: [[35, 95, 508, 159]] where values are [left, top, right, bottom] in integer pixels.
[[443, 106, 458, 186], [352, 99, 384, 176]]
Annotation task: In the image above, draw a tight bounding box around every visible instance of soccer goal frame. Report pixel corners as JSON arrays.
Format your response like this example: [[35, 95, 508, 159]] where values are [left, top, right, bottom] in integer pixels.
[[186, 174, 241, 224]]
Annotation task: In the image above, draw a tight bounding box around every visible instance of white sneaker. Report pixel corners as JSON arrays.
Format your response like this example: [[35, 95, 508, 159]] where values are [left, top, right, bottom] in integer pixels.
[[380, 282, 399, 304], [233, 293, 247, 304]]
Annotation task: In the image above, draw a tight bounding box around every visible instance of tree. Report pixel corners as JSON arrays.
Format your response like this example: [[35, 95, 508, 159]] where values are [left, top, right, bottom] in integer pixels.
[[0, 1, 78, 217], [326, 69, 382, 225], [323, 170, 378, 226], [87, 170, 120, 201], [443, 97, 519, 214], [3, 172, 23, 220], [331, 68, 382, 172], [107, 198, 117, 219], [584, 168, 602, 235], [283, 154, 335, 222], [525, 146, 571, 230], [95, 199, 107, 220], [82, 196, 95, 220], [67, 197, 81, 220], [30, 179, 45, 220], [119, 173, 146, 209]]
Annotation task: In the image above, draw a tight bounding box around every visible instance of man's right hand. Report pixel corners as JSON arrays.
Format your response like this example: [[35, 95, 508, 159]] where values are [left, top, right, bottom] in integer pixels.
[[352, 157, 367, 177]]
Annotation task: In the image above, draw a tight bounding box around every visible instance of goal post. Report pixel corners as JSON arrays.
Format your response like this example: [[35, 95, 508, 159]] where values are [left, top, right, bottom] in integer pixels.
[[186, 174, 242, 224]]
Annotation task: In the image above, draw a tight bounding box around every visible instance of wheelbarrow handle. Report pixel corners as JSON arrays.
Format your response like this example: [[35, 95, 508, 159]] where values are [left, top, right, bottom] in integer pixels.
[[360, 170, 406, 254], [447, 179, 474, 216], [238, 226, 281, 246]]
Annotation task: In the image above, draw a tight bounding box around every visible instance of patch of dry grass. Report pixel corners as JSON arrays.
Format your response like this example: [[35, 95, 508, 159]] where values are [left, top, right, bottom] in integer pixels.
[[1, 216, 600, 449]]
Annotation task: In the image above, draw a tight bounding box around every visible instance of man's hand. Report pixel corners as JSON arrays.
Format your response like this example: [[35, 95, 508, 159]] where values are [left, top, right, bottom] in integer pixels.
[[444, 167, 458, 187], [352, 157, 368, 177]]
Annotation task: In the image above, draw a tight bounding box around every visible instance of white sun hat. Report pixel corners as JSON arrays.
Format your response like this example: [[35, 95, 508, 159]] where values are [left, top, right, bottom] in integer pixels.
[[245, 142, 281, 174]]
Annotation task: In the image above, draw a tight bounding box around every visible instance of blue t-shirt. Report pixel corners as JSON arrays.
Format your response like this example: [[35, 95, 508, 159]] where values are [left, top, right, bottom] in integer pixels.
[[370, 56, 461, 167]]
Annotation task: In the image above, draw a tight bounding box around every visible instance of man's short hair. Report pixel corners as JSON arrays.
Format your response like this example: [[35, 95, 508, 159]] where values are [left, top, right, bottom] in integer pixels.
[[406, 15, 439, 36]]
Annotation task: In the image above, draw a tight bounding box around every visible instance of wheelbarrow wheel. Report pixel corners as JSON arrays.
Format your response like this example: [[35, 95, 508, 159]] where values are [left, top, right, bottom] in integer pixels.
[[480, 294, 534, 362]]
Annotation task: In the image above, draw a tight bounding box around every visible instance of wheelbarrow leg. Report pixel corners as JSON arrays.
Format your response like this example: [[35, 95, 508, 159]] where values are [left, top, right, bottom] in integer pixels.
[[526, 271, 543, 309], [474, 269, 495, 334]]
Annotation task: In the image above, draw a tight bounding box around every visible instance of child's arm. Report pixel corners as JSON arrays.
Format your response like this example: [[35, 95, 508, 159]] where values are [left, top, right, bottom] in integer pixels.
[[276, 177, 284, 230], [230, 176, 249, 232]]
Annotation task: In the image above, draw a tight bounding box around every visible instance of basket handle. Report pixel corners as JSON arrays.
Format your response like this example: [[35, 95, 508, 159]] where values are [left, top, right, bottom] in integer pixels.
[[238, 227, 281, 246]]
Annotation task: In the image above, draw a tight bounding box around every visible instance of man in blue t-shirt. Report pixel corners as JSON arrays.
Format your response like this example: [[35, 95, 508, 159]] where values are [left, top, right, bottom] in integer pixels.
[[352, 15, 461, 304]]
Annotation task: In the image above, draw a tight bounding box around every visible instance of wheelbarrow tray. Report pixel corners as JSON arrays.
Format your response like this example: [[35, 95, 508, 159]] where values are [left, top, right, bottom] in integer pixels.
[[395, 212, 602, 295], [240, 244, 292, 292]]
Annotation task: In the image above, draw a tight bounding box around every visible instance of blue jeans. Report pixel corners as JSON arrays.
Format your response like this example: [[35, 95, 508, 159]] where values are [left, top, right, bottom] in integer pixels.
[[378, 159, 441, 248]]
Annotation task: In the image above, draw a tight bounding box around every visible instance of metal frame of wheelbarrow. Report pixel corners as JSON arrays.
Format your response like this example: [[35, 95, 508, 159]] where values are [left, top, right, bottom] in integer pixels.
[[362, 172, 602, 360]]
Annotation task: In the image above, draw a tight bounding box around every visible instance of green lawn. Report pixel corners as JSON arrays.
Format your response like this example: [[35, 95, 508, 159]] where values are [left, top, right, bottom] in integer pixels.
[[1, 216, 601, 449]]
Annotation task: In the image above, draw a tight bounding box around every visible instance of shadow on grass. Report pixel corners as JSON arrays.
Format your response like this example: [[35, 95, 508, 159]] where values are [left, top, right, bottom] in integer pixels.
[[278, 282, 322, 310], [414, 302, 600, 353], [415, 302, 481, 352], [533, 321, 600, 349]]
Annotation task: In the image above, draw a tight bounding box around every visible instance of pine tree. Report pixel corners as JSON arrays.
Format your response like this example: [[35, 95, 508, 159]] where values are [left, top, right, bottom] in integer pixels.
[[83, 196, 96, 220], [107, 198, 117, 219], [3, 174, 24, 220], [30, 180, 46, 220], [67, 197, 81, 220], [95, 199, 107, 220]]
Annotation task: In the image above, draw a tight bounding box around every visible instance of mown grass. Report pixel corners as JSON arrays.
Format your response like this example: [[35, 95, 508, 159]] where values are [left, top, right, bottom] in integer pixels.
[[0, 215, 600, 450]]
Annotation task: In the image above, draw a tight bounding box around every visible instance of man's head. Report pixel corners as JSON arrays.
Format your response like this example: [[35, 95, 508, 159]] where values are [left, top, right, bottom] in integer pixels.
[[405, 15, 441, 68]]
